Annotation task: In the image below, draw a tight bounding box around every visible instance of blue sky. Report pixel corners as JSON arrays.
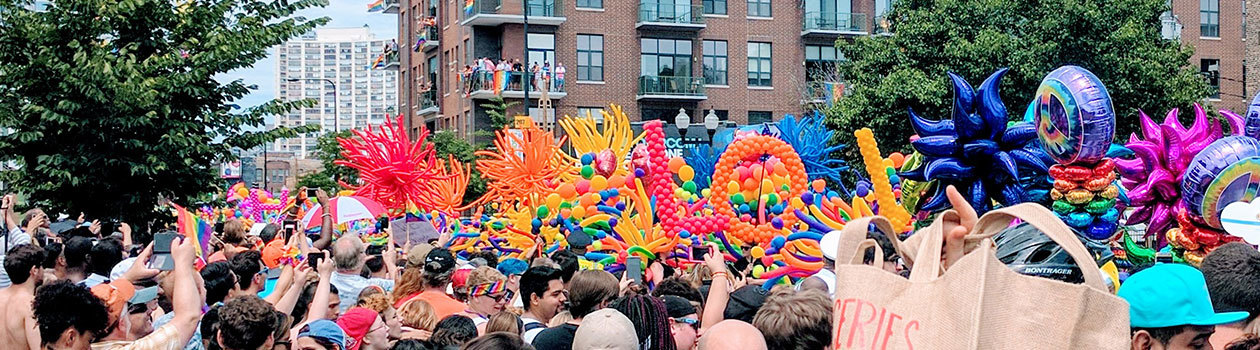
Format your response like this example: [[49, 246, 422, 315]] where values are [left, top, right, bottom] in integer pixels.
[[218, 0, 397, 128]]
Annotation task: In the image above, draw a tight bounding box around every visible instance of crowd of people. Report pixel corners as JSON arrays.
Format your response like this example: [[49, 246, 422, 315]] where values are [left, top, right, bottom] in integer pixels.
[[461, 58, 565, 94], [0, 187, 1258, 350]]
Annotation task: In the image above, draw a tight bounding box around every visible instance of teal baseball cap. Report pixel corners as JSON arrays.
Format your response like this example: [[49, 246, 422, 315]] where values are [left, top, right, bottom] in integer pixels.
[[1118, 263, 1249, 328]]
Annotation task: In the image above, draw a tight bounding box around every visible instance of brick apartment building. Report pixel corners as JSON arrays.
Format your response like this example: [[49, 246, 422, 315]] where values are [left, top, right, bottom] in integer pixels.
[[1167, 0, 1247, 113], [391, 0, 893, 139]]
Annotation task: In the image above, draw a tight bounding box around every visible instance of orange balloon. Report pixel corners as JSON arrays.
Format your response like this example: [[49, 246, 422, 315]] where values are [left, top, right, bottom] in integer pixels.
[[668, 157, 686, 173], [811, 179, 826, 193], [889, 152, 906, 168], [607, 175, 627, 189], [557, 183, 577, 199]]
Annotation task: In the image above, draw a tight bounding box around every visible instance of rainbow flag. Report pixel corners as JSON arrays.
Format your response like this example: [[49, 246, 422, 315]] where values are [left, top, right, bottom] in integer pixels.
[[172, 203, 212, 266], [464, 0, 474, 15], [492, 70, 506, 95], [405, 200, 423, 221], [367, 0, 384, 12], [368, 53, 385, 69], [822, 82, 846, 107]]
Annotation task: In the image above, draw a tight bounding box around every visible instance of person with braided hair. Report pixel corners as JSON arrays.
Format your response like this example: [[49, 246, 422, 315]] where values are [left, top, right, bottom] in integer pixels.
[[611, 294, 677, 350]]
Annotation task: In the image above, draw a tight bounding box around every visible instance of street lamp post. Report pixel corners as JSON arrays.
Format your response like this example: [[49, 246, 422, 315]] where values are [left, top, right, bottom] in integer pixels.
[[674, 108, 690, 144], [704, 109, 720, 144], [286, 78, 339, 132]]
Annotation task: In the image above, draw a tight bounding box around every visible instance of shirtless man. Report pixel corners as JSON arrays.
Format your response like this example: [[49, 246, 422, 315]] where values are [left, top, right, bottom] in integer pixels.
[[0, 244, 47, 350]]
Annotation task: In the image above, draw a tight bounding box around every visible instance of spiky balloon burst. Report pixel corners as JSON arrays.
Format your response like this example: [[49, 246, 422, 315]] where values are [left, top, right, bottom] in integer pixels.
[[899, 69, 1051, 214], [776, 111, 850, 188], [1115, 105, 1243, 240], [336, 115, 450, 212]]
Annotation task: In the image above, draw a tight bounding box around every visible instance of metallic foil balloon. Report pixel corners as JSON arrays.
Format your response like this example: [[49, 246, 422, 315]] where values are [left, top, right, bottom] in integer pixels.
[[1115, 105, 1244, 239], [1181, 136, 1260, 229], [1032, 66, 1116, 165], [900, 69, 1051, 214]]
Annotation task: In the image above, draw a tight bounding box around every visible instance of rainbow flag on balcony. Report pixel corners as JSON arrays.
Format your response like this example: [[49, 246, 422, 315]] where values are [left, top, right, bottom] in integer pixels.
[[464, 0, 474, 16], [492, 70, 506, 95], [369, 53, 386, 69], [822, 81, 845, 107], [367, 0, 384, 12]]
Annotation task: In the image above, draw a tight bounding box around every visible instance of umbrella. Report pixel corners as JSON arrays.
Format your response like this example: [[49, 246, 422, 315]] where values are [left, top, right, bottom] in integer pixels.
[[301, 196, 388, 230]]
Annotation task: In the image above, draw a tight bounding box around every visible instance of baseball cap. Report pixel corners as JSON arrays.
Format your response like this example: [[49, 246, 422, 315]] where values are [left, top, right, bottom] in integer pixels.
[[820, 230, 841, 261], [723, 285, 769, 323], [90, 278, 136, 324], [424, 248, 456, 275], [298, 320, 347, 349], [336, 307, 380, 350], [573, 309, 639, 350], [1118, 263, 1249, 328], [248, 223, 267, 236], [662, 295, 697, 318], [129, 286, 159, 305], [497, 258, 529, 276], [406, 244, 434, 268], [567, 232, 592, 248], [109, 257, 138, 281], [261, 239, 286, 269]]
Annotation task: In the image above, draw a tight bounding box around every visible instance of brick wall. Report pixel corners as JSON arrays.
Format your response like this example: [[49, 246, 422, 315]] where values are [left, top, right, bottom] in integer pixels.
[[1174, 0, 1247, 113]]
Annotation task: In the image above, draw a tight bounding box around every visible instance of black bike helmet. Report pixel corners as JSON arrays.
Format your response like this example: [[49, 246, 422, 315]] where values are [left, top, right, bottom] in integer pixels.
[[993, 223, 1086, 283]]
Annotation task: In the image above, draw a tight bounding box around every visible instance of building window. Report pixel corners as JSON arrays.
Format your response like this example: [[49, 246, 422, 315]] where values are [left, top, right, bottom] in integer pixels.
[[702, 40, 727, 85], [528, 33, 556, 67], [1200, 0, 1219, 38], [747, 42, 771, 87], [747, 0, 770, 17], [641, 38, 693, 77], [805, 45, 841, 81], [576, 107, 606, 123], [703, 0, 726, 14], [577, 34, 604, 82], [1201, 58, 1220, 99], [577, 0, 601, 9], [749, 111, 772, 124]]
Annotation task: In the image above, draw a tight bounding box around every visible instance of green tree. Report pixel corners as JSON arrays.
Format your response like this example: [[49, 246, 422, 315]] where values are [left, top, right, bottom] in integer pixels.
[[296, 171, 339, 194], [0, 0, 328, 221], [480, 97, 519, 130], [430, 130, 487, 204], [313, 130, 358, 185], [828, 0, 1210, 158]]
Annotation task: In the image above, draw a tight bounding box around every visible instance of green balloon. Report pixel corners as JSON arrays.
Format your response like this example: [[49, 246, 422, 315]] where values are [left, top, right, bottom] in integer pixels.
[[682, 181, 697, 193], [536, 206, 550, 217], [732, 193, 745, 204], [766, 193, 779, 206], [581, 166, 595, 179]]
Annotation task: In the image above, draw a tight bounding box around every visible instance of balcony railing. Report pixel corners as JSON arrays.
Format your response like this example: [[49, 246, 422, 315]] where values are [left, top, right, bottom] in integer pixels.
[[462, 0, 564, 22], [418, 90, 438, 114], [804, 81, 847, 103], [637, 3, 704, 27], [802, 11, 867, 34], [638, 75, 706, 98], [461, 70, 566, 98]]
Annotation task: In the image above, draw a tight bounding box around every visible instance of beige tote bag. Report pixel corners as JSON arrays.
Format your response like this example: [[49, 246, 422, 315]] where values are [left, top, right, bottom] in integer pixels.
[[830, 204, 1129, 349]]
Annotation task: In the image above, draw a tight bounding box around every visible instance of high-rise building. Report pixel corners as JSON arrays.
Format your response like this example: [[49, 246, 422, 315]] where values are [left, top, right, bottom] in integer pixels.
[[392, 0, 891, 140], [1166, 0, 1246, 112], [273, 27, 399, 158]]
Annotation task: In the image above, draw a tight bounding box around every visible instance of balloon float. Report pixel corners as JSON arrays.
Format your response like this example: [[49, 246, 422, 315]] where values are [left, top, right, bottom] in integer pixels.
[[900, 68, 1050, 214], [1115, 105, 1244, 244], [1032, 66, 1121, 241], [707, 133, 808, 244], [336, 115, 451, 212]]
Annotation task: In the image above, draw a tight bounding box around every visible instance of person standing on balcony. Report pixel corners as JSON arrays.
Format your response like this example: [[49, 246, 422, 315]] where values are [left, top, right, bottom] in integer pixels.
[[531, 63, 542, 91], [554, 63, 565, 92], [511, 59, 524, 90]]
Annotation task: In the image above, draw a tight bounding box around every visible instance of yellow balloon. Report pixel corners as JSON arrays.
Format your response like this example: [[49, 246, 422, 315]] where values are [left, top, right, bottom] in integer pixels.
[[590, 175, 608, 191], [571, 205, 587, 219], [751, 246, 766, 258], [592, 241, 603, 251], [727, 181, 741, 194], [760, 179, 775, 194], [791, 197, 806, 209], [546, 193, 562, 209], [679, 165, 695, 182]]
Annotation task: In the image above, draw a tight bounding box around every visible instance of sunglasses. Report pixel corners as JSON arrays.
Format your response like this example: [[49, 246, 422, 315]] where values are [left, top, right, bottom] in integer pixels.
[[672, 317, 700, 331]]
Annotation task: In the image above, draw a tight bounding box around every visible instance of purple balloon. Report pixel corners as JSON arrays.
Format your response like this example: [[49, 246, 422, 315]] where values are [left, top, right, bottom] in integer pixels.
[[1181, 136, 1260, 228], [1033, 66, 1116, 165]]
